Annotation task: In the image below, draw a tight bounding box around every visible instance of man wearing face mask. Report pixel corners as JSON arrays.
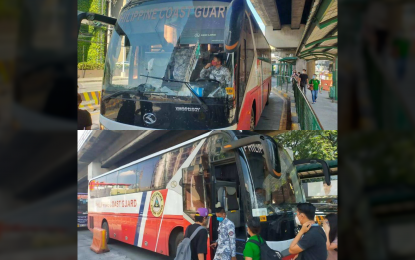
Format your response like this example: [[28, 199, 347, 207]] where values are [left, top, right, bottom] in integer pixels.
[[289, 203, 327, 260], [200, 56, 231, 86], [210, 207, 236, 260]]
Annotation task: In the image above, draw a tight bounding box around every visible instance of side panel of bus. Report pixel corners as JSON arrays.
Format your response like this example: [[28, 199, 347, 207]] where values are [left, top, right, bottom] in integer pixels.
[[236, 13, 271, 130], [88, 189, 184, 256]]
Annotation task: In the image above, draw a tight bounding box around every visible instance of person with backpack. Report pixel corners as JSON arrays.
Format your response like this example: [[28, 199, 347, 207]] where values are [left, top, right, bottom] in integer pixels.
[[243, 217, 283, 260], [176, 208, 209, 260], [210, 207, 236, 260], [289, 203, 327, 260]]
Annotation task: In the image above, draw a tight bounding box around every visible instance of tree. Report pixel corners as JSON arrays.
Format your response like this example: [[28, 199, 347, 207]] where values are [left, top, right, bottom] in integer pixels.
[[275, 131, 337, 160]]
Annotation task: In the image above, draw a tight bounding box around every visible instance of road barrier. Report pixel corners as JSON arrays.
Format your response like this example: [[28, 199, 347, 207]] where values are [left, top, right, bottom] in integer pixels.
[[292, 81, 323, 130], [79, 91, 101, 112], [90, 227, 110, 254]]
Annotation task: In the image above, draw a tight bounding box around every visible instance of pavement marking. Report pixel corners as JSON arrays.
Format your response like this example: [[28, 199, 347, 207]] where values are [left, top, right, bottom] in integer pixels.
[[291, 112, 297, 117], [272, 89, 288, 130]]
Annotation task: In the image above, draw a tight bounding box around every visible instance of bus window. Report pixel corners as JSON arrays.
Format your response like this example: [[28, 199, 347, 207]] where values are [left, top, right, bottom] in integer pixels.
[[117, 165, 138, 195], [208, 134, 234, 162], [244, 143, 303, 215], [183, 141, 211, 217], [106, 172, 118, 197], [165, 142, 200, 183], [137, 155, 164, 191]]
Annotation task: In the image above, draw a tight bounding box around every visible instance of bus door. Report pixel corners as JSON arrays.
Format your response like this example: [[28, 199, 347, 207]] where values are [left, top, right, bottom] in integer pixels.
[[211, 162, 247, 259]]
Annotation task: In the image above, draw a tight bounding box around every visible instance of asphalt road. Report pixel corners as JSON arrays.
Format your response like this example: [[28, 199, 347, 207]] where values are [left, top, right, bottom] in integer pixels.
[[78, 229, 173, 260]]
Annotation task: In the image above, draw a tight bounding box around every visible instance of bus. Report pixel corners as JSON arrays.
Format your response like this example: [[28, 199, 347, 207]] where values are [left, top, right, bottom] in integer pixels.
[[78, 193, 88, 228], [88, 131, 304, 260], [79, 0, 271, 130]]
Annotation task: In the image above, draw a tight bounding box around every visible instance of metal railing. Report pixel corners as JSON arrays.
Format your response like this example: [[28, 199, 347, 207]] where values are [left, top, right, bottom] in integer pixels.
[[275, 75, 292, 92], [292, 81, 324, 130]]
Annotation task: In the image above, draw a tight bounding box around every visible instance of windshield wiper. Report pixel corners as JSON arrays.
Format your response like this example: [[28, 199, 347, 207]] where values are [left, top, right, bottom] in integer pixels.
[[140, 75, 209, 112]]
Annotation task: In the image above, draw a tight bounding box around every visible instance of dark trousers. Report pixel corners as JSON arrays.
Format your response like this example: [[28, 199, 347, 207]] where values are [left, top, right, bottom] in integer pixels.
[[300, 82, 306, 93]]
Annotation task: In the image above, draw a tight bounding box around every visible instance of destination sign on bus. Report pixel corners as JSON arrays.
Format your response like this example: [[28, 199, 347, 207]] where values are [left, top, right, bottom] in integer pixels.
[[243, 144, 264, 154], [119, 6, 227, 23]]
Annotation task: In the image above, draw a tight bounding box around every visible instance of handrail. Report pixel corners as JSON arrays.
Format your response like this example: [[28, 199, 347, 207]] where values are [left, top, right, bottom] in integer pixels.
[[292, 80, 324, 130]]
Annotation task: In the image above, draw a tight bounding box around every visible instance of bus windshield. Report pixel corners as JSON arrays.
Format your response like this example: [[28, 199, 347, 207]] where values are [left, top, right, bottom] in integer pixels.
[[245, 140, 304, 216], [103, 0, 234, 104]]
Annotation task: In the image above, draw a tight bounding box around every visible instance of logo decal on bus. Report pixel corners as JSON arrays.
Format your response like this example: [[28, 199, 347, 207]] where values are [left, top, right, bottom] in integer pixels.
[[150, 191, 164, 217], [143, 113, 157, 124], [175, 107, 201, 112]]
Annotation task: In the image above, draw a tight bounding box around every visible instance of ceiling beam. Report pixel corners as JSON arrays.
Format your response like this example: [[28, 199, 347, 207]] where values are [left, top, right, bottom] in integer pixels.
[[318, 16, 338, 29], [250, 0, 281, 29], [295, 0, 334, 55], [291, 0, 306, 29], [300, 45, 337, 54], [305, 36, 337, 48]]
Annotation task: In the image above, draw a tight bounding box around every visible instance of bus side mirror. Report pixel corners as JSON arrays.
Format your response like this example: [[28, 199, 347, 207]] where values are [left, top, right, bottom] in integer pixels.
[[77, 11, 117, 38], [222, 135, 282, 178], [224, 0, 245, 53], [293, 159, 331, 186]]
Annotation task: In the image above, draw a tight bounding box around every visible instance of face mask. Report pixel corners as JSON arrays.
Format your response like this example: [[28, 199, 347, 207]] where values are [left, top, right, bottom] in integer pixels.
[[313, 76, 316, 79], [211, 60, 218, 66], [295, 215, 301, 226], [217, 217, 224, 222]]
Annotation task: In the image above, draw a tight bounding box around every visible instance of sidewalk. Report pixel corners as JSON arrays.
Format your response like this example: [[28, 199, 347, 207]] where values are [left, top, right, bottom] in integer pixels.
[[275, 78, 337, 130], [78, 76, 127, 83]]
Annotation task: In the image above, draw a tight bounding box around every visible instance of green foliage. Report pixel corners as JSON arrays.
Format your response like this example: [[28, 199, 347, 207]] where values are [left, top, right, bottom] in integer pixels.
[[78, 62, 105, 70], [77, 0, 108, 68], [275, 131, 337, 160]]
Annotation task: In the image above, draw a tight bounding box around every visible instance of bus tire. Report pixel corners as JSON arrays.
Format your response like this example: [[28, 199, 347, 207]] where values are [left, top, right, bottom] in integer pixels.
[[250, 107, 255, 131], [169, 229, 184, 257], [102, 221, 113, 244]]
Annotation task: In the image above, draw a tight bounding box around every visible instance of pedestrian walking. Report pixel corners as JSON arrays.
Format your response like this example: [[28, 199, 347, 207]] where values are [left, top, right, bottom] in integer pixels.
[[181, 207, 209, 260], [323, 214, 338, 260], [78, 93, 92, 130], [210, 207, 236, 260], [308, 74, 321, 104], [289, 203, 327, 260], [299, 69, 308, 93], [243, 217, 262, 260]]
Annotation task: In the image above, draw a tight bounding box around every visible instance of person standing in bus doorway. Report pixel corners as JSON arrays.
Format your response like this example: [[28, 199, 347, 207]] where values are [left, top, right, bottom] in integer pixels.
[[308, 74, 321, 104], [210, 207, 236, 260], [200, 56, 231, 86], [184, 208, 209, 260], [323, 214, 338, 260], [78, 93, 92, 130], [299, 69, 308, 93], [289, 203, 327, 260]]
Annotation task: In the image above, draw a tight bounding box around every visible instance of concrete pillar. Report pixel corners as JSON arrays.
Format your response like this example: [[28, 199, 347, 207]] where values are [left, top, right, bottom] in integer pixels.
[[306, 60, 315, 78], [87, 159, 109, 180], [295, 59, 307, 72]]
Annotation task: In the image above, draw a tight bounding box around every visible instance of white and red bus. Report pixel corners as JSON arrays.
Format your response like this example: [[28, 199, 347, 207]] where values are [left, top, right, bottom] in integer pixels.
[[88, 131, 304, 259], [80, 0, 271, 130]]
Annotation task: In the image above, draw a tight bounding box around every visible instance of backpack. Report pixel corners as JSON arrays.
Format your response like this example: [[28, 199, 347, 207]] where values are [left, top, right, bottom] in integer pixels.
[[247, 236, 282, 260], [174, 225, 205, 260]]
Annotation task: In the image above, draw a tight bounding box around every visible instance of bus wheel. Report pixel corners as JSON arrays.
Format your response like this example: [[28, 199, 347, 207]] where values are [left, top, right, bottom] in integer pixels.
[[169, 229, 183, 257], [250, 108, 255, 131], [102, 221, 112, 244]]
